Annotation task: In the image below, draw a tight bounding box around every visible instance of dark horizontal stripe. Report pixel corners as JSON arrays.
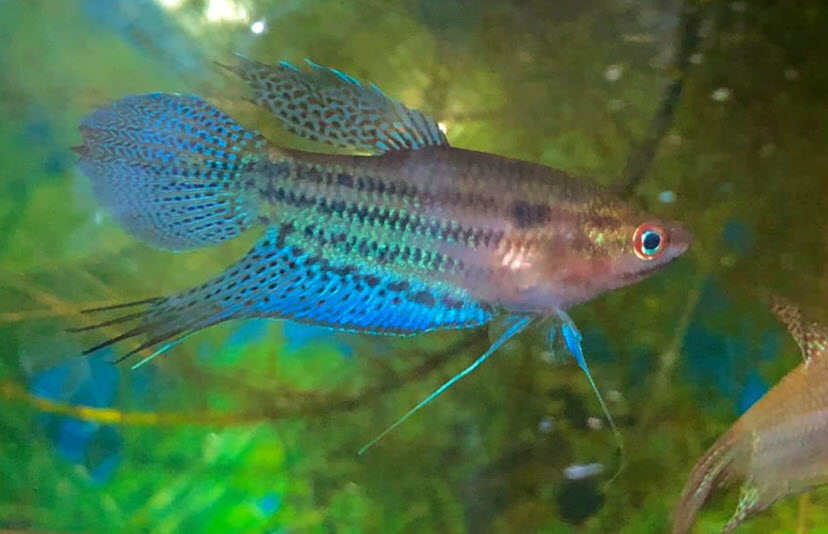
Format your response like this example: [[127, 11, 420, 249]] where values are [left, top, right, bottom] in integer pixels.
[[287, 161, 501, 220], [299, 223, 465, 275], [259, 167, 508, 252]]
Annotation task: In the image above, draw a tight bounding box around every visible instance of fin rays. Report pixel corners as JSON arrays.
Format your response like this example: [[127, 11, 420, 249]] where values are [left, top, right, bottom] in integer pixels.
[[80, 297, 162, 314], [72, 227, 491, 364], [223, 55, 448, 154], [76, 93, 270, 251]]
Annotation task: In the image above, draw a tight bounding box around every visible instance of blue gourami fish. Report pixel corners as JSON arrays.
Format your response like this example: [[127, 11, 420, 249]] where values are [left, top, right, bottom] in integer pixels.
[[673, 296, 828, 534], [72, 57, 691, 450]]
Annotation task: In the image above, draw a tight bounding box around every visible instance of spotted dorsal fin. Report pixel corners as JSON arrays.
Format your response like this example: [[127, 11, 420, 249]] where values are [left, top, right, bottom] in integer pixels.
[[223, 56, 448, 154], [768, 295, 828, 364]]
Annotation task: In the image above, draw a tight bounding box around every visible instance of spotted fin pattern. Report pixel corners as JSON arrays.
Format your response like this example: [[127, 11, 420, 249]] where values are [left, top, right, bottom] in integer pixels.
[[224, 56, 448, 154], [75, 93, 270, 250], [768, 295, 828, 364], [76, 225, 492, 362]]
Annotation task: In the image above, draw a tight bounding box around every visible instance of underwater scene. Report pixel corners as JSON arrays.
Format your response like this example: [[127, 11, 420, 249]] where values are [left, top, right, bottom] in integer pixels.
[[1, 0, 827, 532]]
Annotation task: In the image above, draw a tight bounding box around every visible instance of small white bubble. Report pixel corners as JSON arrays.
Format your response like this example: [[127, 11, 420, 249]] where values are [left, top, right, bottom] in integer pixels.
[[621, 33, 655, 44], [564, 463, 604, 480], [517, 49, 533, 63], [720, 254, 736, 267], [540, 350, 562, 364], [607, 389, 624, 403], [437, 121, 448, 134], [157, 0, 185, 8], [538, 416, 556, 434], [658, 190, 676, 204], [587, 416, 603, 430], [205, 0, 249, 23], [784, 68, 799, 81], [689, 52, 703, 65], [250, 19, 266, 34], [730, 1, 747, 13], [608, 99, 626, 111], [711, 87, 731, 102], [604, 64, 623, 83]]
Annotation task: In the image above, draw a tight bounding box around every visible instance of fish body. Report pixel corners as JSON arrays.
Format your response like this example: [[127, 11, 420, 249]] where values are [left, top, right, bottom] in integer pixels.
[[252, 144, 687, 315], [73, 57, 689, 444], [673, 297, 828, 534]]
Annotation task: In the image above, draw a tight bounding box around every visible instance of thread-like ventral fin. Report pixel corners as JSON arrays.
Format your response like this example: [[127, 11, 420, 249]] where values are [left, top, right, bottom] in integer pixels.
[[358, 314, 535, 455], [222, 55, 448, 154], [75, 93, 270, 250]]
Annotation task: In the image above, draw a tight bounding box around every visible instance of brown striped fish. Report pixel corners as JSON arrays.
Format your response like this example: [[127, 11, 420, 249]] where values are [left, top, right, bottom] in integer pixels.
[[674, 296, 828, 533]]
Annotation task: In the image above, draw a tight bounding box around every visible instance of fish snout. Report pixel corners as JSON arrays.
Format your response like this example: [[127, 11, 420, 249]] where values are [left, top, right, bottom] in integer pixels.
[[666, 220, 692, 257]]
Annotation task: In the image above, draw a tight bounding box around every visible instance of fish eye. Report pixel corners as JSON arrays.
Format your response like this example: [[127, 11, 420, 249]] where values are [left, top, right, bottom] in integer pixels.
[[633, 223, 668, 260]]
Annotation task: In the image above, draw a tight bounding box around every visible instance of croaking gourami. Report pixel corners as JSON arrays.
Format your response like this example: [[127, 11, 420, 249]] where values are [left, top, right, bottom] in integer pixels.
[[72, 56, 691, 448], [674, 296, 828, 534]]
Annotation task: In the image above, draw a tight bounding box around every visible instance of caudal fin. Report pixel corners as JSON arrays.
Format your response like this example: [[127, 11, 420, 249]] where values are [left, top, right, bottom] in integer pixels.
[[75, 93, 271, 250], [673, 429, 742, 534]]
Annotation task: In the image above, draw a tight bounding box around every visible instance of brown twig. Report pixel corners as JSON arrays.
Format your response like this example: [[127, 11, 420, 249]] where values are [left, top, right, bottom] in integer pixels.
[[613, 2, 703, 197], [0, 330, 487, 427]]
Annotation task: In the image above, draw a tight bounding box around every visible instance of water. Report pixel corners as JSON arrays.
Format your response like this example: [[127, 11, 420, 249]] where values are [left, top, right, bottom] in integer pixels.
[[1, 1, 827, 532]]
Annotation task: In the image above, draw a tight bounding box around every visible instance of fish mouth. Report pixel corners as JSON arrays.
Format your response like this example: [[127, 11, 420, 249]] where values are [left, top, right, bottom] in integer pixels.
[[667, 220, 693, 256], [620, 262, 666, 282]]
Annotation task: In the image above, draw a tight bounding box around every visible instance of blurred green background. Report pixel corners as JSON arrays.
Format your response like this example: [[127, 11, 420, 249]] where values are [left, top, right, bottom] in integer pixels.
[[1, 0, 827, 532]]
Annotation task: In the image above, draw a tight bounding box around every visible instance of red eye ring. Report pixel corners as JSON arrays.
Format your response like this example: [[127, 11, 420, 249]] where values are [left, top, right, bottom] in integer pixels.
[[633, 223, 668, 261]]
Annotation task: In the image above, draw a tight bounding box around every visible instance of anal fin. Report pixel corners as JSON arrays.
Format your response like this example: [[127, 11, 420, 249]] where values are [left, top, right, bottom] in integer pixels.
[[74, 225, 492, 363]]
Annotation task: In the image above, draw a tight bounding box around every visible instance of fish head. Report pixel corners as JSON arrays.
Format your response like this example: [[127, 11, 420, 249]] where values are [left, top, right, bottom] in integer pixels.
[[540, 209, 692, 309]]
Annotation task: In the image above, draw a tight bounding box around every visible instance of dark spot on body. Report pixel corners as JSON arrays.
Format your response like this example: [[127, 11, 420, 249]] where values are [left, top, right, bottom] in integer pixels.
[[388, 281, 409, 292], [512, 200, 552, 228], [329, 265, 355, 277], [409, 291, 436, 307], [441, 296, 465, 310], [337, 173, 354, 187]]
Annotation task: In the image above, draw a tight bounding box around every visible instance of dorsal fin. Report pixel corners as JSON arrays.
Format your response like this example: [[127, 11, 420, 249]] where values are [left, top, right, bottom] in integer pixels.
[[222, 56, 448, 154], [767, 295, 828, 364]]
